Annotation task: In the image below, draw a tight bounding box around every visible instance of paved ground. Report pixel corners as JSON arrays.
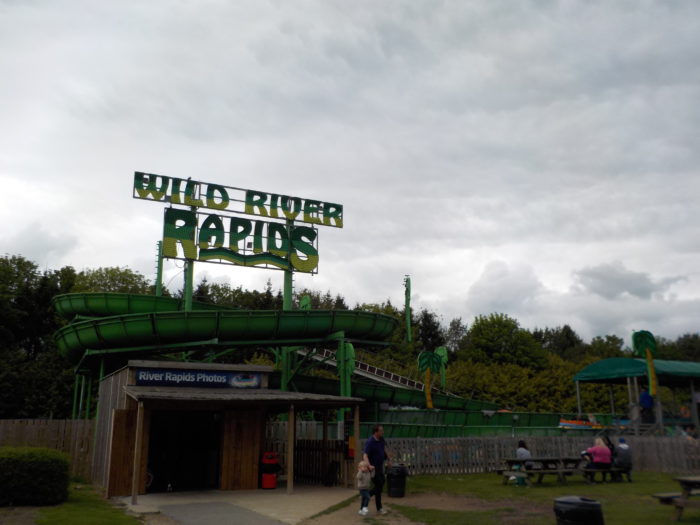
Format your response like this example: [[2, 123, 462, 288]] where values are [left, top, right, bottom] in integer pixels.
[[159, 502, 286, 525], [120, 486, 356, 525]]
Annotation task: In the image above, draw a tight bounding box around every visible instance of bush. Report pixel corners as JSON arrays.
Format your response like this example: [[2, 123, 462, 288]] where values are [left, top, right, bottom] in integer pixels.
[[0, 447, 70, 506]]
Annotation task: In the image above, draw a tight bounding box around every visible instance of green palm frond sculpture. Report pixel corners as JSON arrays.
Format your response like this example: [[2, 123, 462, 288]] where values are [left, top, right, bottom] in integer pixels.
[[632, 330, 658, 396], [418, 350, 443, 409]]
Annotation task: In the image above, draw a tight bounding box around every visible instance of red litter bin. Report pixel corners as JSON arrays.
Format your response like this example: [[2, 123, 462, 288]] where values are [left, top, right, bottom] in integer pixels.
[[261, 452, 281, 489]]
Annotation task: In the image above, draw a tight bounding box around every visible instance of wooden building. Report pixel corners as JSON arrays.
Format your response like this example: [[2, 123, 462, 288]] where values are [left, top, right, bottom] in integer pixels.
[[92, 360, 362, 502]]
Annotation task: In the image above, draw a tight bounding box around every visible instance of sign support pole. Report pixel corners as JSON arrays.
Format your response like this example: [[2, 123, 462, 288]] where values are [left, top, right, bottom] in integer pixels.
[[283, 219, 294, 310], [155, 241, 163, 297], [280, 219, 294, 390], [183, 259, 194, 311]]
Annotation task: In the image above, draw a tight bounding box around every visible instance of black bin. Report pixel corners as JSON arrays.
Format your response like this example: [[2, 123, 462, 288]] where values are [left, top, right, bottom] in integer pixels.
[[554, 496, 604, 525], [386, 464, 409, 497]]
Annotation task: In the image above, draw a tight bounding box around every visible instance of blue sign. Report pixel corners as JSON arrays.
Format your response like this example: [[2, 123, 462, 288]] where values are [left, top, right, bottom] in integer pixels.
[[135, 368, 261, 389]]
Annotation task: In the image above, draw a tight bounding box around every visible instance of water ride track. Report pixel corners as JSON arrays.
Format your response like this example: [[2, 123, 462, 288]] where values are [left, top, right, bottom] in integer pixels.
[[53, 293, 399, 365]]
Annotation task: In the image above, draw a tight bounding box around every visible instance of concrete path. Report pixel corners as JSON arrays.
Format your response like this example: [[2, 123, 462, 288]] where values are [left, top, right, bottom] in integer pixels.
[[120, 486, 356, 525], [160, 502, 285, 525]]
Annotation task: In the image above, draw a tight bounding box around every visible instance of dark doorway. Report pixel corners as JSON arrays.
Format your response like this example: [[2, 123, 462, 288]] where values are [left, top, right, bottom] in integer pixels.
[[148, 410, 222, 492]]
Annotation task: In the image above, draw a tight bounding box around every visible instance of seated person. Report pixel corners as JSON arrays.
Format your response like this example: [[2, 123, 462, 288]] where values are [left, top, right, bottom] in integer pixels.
[[613, 437, 632, 482], [516, 440, 533, 470], [582, 437, 612, 483]]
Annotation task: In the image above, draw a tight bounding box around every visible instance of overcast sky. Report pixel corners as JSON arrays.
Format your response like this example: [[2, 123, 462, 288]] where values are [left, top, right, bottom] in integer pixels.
[[2, 1, 699, 344]]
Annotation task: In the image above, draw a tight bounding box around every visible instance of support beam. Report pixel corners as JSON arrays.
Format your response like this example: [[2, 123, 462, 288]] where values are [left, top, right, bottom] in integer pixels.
[[283, 219, 294, 311], [287, 404, 295, 494], [155, 241, 164, 297], [77, 375, 86, 420], [692, 380, 699, 428], [353, 404, 361, 475], [131, 401, 145, 506], [322, 410, 329, 483], [183, 259, 194, 311], [576, 381, 582, 418], [609, 386, 616, 420], [633, 376, 640, 435], [71, 375, 79, 420], [626, 377, 633, 412], [655, 379, 664, 430], [84, 375, 92, 420]]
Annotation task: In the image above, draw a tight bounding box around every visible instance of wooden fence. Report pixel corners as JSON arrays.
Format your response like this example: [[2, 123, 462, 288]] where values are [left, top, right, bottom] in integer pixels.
[[0, 419, 94, 480], [386, 436, 700, 475], [265, 431, 700, 479], [265, 437, 350, 486]]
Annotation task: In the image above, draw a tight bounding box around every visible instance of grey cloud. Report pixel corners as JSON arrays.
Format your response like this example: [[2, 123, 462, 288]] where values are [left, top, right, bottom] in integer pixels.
[[465, 261, 543, 315], [2, 222, 78, 268], [574, 261, 685, 300], [2, 1, 700, 344]]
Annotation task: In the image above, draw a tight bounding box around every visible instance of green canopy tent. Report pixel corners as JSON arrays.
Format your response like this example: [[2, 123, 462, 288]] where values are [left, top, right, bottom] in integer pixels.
[[573, 357, 700, 432]]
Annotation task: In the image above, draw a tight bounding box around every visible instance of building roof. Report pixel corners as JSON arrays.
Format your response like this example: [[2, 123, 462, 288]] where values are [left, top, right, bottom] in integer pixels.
[[127, 360, 274, 373], [573, 357, 700, 387], [123, 385, 363, 407]]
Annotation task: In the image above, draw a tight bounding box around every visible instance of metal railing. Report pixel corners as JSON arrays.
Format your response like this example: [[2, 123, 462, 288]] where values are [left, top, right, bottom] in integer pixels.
[[297, 347, 457, 396]]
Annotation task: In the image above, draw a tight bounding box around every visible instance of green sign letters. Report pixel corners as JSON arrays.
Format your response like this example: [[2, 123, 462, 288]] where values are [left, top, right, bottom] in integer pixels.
[[134, 172, 342, 273]]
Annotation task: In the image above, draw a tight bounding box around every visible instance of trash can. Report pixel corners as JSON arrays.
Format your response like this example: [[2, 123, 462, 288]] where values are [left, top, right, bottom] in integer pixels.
[[386, 464, 409, 497], [260, 452, 281, 489], [553, 496, 604, 525]]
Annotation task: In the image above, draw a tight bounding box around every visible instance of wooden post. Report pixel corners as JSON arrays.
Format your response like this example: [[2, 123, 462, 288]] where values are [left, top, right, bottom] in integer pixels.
[[575, 381, 582, 418], [633, 376, 640, 435], [655, 379, 664, 430], [609, 386, 616, 420], [627, 377, 633, 414], [353, 404, 361, 475], [131, 401, 145, 506], [322, 410, 329, 480], [691, 380, 699, 427], [287, 404, 295, 494]]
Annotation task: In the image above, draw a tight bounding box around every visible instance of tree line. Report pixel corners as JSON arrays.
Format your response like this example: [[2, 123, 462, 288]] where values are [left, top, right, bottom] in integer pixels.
[[2, 253, 698, 418]]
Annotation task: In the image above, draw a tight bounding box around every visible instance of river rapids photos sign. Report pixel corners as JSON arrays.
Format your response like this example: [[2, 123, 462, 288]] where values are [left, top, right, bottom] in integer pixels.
[[133, 172, 343, 273]]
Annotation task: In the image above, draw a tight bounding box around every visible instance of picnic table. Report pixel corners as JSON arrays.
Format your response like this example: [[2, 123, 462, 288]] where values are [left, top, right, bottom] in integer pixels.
[[653, 476, 700, 521], [500, 456, 584, 485]]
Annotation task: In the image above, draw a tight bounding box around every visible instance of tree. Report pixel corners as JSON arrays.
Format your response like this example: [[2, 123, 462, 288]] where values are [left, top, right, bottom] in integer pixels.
[[533, 325, 584, 361], [72, 266, 151, 294], [445, 317, 468, 354], [193, 277, 213, 303], [674, 334, 700, 361], [0, 255, 75, 418], [587, 335, 625, 360], [459, 313, 547, 369], [417, 308, 446, 352]]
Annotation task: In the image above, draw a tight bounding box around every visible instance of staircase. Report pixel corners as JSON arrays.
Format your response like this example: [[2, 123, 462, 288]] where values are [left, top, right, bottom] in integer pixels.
[[296, 347, 458, 397]]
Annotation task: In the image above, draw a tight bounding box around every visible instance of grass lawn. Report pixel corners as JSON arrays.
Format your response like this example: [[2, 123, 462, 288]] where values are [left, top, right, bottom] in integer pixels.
[[36, 485, 141, 525], [385, 471, 700, 525]]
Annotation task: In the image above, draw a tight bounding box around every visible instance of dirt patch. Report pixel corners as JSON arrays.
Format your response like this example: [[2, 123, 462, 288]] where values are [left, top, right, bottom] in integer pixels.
[[0, 506, 39, 525], [300, 493, 551, 525]]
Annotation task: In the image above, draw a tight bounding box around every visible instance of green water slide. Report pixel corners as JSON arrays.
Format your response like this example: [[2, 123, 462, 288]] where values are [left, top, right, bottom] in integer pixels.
[[53, 293, 399, 365]]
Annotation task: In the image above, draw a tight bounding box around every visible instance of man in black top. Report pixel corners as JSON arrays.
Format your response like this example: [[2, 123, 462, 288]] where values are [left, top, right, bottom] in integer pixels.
[[362, 424, 390, 515]]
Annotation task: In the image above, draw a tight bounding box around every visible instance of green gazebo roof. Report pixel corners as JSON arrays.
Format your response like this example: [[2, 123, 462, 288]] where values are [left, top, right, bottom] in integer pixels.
[[574, 357, 700, 387]]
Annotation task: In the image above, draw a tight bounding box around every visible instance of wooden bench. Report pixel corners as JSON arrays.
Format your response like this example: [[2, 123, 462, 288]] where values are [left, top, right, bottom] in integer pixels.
[[581, 467, 631, 483], [653, 490, 700, 521], [652, 490, 700, 503]]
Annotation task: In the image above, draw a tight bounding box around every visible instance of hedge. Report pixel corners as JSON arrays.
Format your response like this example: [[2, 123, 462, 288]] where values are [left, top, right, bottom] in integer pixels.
[[0, 447, 69, 506]]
